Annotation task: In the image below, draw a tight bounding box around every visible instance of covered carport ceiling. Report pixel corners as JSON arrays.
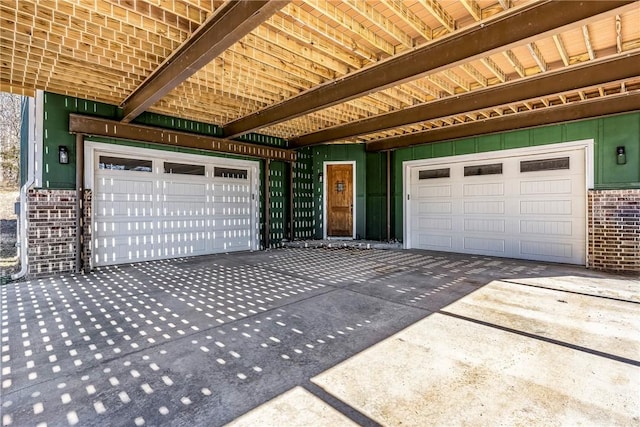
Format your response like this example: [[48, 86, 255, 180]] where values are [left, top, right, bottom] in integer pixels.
[[1, 0, 639, 151]]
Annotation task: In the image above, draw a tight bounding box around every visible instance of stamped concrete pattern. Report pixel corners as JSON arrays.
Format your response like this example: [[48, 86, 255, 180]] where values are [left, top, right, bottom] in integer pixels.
[[1, 248, 638, 426]]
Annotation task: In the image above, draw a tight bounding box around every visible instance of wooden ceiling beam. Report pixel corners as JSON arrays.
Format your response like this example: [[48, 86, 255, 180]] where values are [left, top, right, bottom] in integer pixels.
[[70, 114, 297, 162], [366, 90, 640, 151], [289, 52, 640, 147], [224, 0, 635, 139], [120, 1, 288, 123]]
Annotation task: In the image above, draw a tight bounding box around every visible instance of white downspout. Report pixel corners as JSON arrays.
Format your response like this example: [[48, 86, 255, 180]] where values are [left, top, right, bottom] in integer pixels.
[[12, 91, 43, 280]]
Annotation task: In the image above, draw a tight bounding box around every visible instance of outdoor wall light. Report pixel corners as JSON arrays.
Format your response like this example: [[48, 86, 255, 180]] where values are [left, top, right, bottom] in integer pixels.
[[58, 145, 69, 164], [616, 146, 626, 165]]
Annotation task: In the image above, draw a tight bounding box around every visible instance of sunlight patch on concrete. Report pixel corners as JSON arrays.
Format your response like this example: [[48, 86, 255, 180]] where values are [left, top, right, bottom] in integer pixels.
[[226, 386, 358, 427]]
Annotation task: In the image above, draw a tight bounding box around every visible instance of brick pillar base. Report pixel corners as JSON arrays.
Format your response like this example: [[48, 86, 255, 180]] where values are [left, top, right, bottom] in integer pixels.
[[27, 189, 78, 278], [588, 189, 640, 273]]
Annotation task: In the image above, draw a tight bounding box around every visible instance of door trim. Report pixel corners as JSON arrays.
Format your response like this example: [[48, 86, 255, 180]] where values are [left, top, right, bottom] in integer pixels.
[[403, 139, 594, 264], [323, 160, 356, 240]]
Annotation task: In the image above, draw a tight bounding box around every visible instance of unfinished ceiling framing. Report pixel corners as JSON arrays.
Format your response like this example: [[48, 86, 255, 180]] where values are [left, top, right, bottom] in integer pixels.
[[1, 0, 639, 151]]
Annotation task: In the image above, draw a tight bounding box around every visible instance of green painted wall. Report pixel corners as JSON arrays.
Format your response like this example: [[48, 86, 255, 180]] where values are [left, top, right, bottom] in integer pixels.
[[365, 152, 388, 241], [390, 111, 640, 240], [40, 92, 288, 189]]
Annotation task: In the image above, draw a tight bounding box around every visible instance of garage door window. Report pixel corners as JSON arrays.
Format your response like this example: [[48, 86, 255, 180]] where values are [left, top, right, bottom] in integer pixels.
[[419, 168, 450, 179], [464, 163, 503, 176], [164, 162, 205, 176], [520, 157, 570, 172], [99, 156, 152, 172], [214, 167, 248, 179]]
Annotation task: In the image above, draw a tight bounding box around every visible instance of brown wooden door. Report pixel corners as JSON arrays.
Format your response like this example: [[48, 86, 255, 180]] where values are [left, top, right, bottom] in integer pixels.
[[326, 164, 353, 237]]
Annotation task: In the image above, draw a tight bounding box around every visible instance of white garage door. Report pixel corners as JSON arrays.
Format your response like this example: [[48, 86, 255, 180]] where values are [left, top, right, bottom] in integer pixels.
[[91, 146, 259, 266], [405, 143, 590, 265]]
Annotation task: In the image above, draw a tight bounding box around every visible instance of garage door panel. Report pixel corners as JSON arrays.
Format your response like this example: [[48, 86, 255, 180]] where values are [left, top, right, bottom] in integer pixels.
[[464, 236, 505, 253], [464, 201, 504, 214], [519, 219, 572, 236], [520, 200, 572, 215], [417, 217, 452, 230], [95, 236, 157, 265], [94, 220, 156, 237], [464, 218, 505, 233], [417, 185, 451, 198], [463, 182, 504, 197], [418, 201, 451, 214], [163, 181, 207, 196], [520, 179, 573, 195], [93, 149, 257, 266], [520, 240, 574, 260], [418, 234, 452, 249], [408, 145, 587, 264]]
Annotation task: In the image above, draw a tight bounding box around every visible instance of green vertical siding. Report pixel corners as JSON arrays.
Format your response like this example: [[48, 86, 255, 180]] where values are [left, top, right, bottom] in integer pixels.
[[268, 161, 287, 247], [40, 92, 287, 189], [365, 152, 387, 240], [293, 147, 314, 239]]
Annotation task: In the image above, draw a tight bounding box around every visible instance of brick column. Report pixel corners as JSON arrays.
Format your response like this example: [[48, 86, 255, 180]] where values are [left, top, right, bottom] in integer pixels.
[[27, 189, 78, 277], [588, 189, 640, 273]]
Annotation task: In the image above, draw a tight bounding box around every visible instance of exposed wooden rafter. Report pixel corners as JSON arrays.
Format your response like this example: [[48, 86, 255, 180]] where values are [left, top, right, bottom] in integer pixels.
[[222, 1, 635, 139], [380, 0, 432, 41], [366, 90, 640, 151], [120, 1, 289, 123], [344, 0, 414, 48], [553, 34, 571, 66], [583, 25, 596, 60], [527, 42, 548, 72], [418, 0, 456, 32], [289, 53, 640, 147], [3, 0, 639, 147]]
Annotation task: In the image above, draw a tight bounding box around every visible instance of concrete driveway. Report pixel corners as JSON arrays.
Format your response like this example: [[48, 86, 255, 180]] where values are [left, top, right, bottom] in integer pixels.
[[1, 248, 638, 426]]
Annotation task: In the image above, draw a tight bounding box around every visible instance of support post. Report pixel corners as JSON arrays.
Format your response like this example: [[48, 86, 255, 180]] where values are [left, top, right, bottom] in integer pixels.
[[386, 150, 392, 241], [75, 133, 84, 273], [289, 161, 295, 241], [264, 160, 271, 249]]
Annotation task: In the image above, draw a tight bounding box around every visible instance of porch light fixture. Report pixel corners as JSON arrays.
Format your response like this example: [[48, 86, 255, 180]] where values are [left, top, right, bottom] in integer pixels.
[[58, 146, 69, 164], [616, 146, 626, 165]]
